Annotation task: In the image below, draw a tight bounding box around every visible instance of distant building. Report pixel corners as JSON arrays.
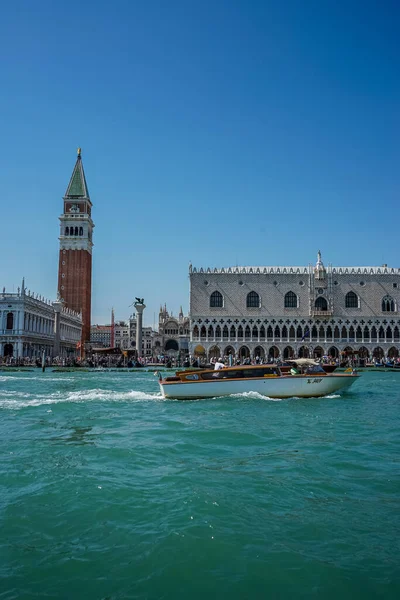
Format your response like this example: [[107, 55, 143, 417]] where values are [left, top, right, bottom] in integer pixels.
[[114, 321, 130, 349], [110, 316, 154, 358], [0, 282, 82, 359], [90, 324, 111, 348], [189, 252, 400, 362], [153, 305, 190, 358], [128, 314, 154, 359], [92, 306, 190, 360]]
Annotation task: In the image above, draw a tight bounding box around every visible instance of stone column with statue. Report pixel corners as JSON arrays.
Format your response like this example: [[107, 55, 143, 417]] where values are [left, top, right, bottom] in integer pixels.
[[134, 298, 146, 362], [52, 293, 63, 357]]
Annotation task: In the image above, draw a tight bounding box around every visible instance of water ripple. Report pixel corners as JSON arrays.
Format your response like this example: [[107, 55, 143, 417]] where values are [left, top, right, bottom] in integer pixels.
[[0, 370, 399, 599]]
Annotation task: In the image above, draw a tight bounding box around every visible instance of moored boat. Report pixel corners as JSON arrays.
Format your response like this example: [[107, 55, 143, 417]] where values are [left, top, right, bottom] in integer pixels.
[[157, 359, 359, 400]]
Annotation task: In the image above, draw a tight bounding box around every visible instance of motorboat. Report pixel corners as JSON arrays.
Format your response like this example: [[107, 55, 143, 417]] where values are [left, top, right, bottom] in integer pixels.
[[157, 359, 359, 400]]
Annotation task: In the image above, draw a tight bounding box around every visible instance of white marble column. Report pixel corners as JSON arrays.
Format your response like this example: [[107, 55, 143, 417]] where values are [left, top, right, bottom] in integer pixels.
[[134, 302, 146, 359], [53, 301, 62, 357]]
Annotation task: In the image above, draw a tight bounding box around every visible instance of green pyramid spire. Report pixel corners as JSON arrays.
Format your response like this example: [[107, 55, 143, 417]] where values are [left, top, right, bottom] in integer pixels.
[[65, 148, 90, 198]]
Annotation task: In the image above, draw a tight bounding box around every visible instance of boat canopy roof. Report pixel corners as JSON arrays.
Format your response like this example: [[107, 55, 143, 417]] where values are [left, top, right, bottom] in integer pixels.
[[287, 358, 319, 366]]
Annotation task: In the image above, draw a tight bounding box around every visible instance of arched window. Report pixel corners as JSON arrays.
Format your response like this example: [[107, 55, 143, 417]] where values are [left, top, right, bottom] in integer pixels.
[[274, 325, 280, 338], [230, 325, 236, 339], [259, 325, 265, 339], [267, 326, 273, 339], [315, 296, 328, 310], [223, 326, 229, 339], [345, 291, 358, 308], [215, 325, 221, 339], [210, 291, 223, 308], [284, 291, 297, 308], [6, 312, 14, 330], [289, 325, 295, 339], [252, 326, 258, 338], [65, 227, 69, 235], [296, 325, 303, 339], [364, 326, 370, 339], [382, 296, 395, 312], [282, 326, 288, 339], [237, 325, 243, 339], [246, 291, 260, 308], [312, 325, 318, 340], [200, 326, 206, 339], [326, 326, 333, 339], [192, 326, 199, 339], [79, 227, 83, 236], [319, 326, 324, 338], [245, 326, 251, 338], [207, 325, 213, 338]]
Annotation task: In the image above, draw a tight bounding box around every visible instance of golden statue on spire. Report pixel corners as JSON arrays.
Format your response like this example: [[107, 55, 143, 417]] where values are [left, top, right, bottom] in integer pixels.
[[77, 147, 81, 156]]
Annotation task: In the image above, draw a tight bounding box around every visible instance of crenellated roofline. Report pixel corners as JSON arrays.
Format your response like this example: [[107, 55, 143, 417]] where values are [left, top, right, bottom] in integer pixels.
[[189, 265, 400, 276]]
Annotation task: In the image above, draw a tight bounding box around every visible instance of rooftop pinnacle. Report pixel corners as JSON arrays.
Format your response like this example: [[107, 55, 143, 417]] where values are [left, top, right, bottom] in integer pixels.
[[65, 149, 90, 198]]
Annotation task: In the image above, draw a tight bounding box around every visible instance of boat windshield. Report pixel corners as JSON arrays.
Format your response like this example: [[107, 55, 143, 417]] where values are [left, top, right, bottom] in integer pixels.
[[199, 367, 279, 380], [287, 360, 326, 375], [304, 364, 326, 374]]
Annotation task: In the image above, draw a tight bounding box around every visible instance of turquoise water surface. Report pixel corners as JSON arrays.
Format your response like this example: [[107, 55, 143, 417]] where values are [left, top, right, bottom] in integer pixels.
[[0, 370, 399, 599]]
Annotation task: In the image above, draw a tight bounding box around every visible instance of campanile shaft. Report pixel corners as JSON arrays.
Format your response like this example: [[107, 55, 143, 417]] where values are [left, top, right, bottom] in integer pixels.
[[57, 149, 94, 345]]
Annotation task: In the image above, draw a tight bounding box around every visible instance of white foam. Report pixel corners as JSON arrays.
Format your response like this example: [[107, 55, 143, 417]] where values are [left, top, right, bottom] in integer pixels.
[[0, 375, 74, 382], [227, 391, 283, 401], [0, 388, 163, 410]]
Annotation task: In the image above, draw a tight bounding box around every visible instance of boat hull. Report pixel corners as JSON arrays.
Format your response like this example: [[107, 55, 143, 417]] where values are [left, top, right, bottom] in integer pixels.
[[159, 374, 358, 400]]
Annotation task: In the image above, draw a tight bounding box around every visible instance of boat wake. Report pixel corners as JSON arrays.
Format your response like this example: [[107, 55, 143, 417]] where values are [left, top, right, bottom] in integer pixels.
[[214, 391, 342, 401], [227, 391, 283, 401], [0, 375, 75, 382], [0, 388, 163, 409]]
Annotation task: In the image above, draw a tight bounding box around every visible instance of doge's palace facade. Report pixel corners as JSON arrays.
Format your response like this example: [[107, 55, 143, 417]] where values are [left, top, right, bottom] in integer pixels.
[[189, 252, 400, 362]]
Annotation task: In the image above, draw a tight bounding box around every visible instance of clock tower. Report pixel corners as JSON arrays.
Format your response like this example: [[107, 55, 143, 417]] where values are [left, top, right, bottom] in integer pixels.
[[57, 149, 94, 347]]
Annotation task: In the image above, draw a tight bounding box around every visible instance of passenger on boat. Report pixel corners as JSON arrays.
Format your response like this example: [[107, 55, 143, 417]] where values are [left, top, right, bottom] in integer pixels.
[[214, 358, 225, 370]]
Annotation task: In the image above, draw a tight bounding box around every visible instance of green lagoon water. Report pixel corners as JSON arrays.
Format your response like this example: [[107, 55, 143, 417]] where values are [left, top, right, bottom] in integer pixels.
[[0, 370, 399, 599]]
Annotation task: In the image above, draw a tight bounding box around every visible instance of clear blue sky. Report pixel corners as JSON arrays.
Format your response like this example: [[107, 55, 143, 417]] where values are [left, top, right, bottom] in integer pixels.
[[1, 0, 399, 326]]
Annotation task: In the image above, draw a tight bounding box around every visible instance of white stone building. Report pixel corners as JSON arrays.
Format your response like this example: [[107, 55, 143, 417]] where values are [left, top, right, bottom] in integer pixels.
[[114, 321, 130, 349], [111, 316, 154, 358], [189, 252, 400, 362], [1, 282, 82, 359], [153, 305, 190, 358], [128, 314, 154, 358]]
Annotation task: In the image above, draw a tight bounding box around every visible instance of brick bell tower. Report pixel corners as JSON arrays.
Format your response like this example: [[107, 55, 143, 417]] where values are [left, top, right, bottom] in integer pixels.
[[57, 148, 94, 347]]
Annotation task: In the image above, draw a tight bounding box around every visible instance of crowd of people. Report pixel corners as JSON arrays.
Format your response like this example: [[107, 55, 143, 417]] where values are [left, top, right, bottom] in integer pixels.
[[1, 352, 399, 369]]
